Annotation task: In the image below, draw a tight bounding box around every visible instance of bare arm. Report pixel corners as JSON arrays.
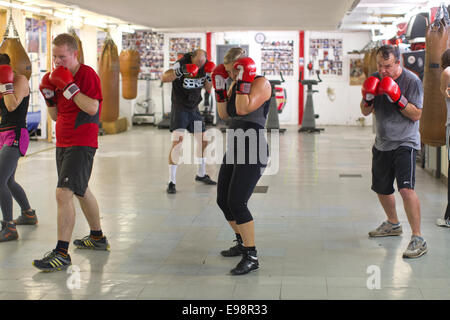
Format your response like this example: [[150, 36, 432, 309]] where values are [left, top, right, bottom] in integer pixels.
[[161, 69, 177, 83], [360, 99, 374, 116], [441, 67, 450, 98], [400, 103, 422, 122], [3, 75, 29, 112], [217, 101, 229, 120], [48, 106, 57, 121], [235, 77, 272, 115], [73, 93, 99, 116]]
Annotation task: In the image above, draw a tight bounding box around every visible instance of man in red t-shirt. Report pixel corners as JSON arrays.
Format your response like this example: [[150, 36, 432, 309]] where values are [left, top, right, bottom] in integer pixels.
[[33, 33, 109, 272]]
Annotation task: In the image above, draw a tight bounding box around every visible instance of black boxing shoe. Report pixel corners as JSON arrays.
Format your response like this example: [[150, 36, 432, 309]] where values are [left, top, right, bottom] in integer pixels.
[[221, 239, 244, 257], [167, 182, 176, 194], [230, 249, 259, 275], [195, 174, 217, 185]]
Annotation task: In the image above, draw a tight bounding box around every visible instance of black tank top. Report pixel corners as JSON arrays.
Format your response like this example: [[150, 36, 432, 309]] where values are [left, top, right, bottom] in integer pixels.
[[0, 95, 29, 131], [171, 53, 207, 111], [228, 76, 271, 130]]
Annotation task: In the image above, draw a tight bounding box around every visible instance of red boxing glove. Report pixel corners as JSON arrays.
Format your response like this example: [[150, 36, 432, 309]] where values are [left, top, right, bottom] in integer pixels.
[[378, 76, 408, 110], [175, 63, 199, 78], [233, 57, 256, 95], [39, 72, 57, 106], [212, 64, 229, 102], [50, 66, 80, 100], [0, 65, 14, 95], [204, 61, 216, 82], [361, 76, 380, 106]]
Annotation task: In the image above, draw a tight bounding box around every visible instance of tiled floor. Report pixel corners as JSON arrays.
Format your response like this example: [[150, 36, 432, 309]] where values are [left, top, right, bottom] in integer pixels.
[[1, 125, 449, 300]]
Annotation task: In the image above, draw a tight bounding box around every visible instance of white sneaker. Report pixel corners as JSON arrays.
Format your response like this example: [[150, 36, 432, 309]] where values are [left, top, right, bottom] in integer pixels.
[[436, 218, 450, 228]]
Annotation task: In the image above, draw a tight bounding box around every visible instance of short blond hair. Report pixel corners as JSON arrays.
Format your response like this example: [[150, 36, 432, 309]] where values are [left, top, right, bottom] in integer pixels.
[[53, 33, 78, 52], [224, 47, 246, 64]]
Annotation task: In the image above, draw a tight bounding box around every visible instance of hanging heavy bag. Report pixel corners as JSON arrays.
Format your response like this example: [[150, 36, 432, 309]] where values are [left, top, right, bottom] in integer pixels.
[[363, 51, 370, 78], [420, 5, 449, 146], [119, 49, 140, 99], [368, 48, 378, 76], [0, 14, 31, 80], [70, 29, 84, 64], [98, 37, 120, 122]]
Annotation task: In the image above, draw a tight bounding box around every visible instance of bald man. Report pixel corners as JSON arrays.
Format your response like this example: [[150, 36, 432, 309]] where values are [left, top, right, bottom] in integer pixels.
[[162, 49, 217, 194]]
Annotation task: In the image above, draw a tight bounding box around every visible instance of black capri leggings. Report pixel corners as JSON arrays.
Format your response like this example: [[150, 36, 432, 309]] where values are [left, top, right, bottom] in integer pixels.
[[216, 126, 268, 225], [217, 161, 264, 225], [0, 145, 31, 221]]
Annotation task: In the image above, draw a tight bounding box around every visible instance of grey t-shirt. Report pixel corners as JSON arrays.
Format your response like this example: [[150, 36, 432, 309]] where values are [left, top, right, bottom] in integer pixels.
[[372, 68, 423, 151]]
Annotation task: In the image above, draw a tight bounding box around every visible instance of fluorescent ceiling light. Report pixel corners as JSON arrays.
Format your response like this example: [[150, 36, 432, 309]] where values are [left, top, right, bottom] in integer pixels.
[[54, 10, 83, 24], [84, 18, 107, 29]]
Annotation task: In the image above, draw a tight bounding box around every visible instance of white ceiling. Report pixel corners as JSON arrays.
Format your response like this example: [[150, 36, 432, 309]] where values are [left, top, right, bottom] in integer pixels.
[[18, 0, 449, 34], [44, 0, 357, 32]]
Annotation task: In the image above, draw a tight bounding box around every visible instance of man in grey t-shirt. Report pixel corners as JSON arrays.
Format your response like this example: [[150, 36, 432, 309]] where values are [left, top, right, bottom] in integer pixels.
[[360, 45, 427, 259]]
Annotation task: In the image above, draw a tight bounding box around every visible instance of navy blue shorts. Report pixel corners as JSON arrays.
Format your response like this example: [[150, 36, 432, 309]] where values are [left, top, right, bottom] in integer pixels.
[[371, 146, 417, 195], [169, 108, 205, 133]]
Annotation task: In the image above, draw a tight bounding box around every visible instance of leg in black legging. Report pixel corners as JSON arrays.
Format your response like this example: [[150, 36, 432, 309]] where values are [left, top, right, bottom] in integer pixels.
[[0, 146, 22, 222], [445, 160, 450, 220]]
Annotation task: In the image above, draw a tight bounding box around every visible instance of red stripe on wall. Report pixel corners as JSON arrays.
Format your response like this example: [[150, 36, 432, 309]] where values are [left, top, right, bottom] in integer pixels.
[[299, 30, 305, 125], [206, 32, 212, 61]]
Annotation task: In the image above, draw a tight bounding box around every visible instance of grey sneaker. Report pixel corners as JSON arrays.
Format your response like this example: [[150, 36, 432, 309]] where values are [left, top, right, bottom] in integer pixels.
[[73, 235, 110, 251], [14, 209, 38, 225], [403, 236, 428, 259], [369, 221, 403, 237], [436, 218, 450, 228]]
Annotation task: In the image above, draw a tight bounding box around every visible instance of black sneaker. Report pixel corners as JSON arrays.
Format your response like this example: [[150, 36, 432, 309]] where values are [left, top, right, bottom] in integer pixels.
[[73, 235, 110, 251], [14, 209, 38, 225], [230, 250, 259, 275], [32, 250, 72, 272], [221, 240, 244, 257], [167, 182, 176, 194], [195, 174, 217, 185], [0, 221, 18, 242]]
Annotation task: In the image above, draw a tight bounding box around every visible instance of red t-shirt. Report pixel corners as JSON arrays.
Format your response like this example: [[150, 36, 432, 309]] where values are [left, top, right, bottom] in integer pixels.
[[55, 64, 102, 148]]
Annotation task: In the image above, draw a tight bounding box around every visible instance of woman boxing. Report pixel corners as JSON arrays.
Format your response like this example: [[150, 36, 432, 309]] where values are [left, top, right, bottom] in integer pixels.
[[212, 48, 271, 275], [0, 53, 37, 242], [438, 48, 450, 228]]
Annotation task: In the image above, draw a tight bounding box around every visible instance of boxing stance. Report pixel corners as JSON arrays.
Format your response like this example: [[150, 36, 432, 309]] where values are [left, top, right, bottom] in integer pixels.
[[33, 33, 109, 272], [213, 48, 271, 275], [361, 45, 427, 258], [161, 49, 217, 194], [0, 53, 37, 242], [437, 48, 450, 228]]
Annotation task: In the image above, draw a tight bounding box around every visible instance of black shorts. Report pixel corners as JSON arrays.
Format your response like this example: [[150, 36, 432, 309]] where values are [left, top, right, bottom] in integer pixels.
[[56, 146, 96, 197], [371, 146, 417, 195], [169, 108, 205, 133]]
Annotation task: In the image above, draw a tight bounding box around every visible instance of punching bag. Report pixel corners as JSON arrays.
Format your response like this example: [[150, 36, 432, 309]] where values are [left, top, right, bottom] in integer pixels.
[[420, 6, 449, 147], [368, 48, 378, 76], [69, 29, 84, 64], [0, 14, 31, 80], [98, 37, 120, 122], [363, 51, 370, 78], [119, 49, 140, 99]]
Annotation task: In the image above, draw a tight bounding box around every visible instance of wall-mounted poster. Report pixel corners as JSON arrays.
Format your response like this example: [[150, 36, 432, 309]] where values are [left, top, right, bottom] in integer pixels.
[[122, 31, 165, 80], [261, 40, 294, 76], [349, 57, 365, 85], [169, 37, 201, 66], [25, 18, 47, 54], [97, 31, 107, 63], [309, 38, 343, 77]]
